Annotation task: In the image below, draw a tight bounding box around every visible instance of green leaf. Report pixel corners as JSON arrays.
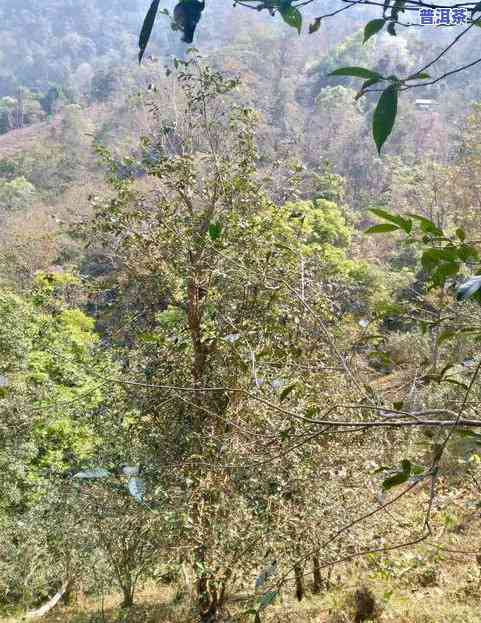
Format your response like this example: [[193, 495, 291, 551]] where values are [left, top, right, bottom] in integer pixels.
[[364, 19, 386, 43], [443, 378, 469, 390], [438, 329, 456, 344], [365, 223, 400, 234], [309, 17, 321, 33], [440, 245, 459, 262], [456, 228, 466, 242], [208, 222, 222, 241], [406, 214, 443, 236], [408, 72, 431, 80], [369, 208, 412, 233], [381, 458, 423, 490], [421, 248, 443, 272], [138, 0, 160, 64], [410, 463, 425, 476], [279, 429, 290, 441], [432, 261, 460, 285], [439, 363, 455, 379], [280, 383, 297, 402], [306, 405, 319, 418], [329, 67, 383, 80], [443, 262, 461, 278], [279, 5, 302, 34], [457, 244, 479, 263], [457, 276, 481, 301], [373, 84, 398, 154], [459, 327, 481, 335], [373, 464, 392, 474], [369, 208, 399, 222], [383, 470, 409, 491]]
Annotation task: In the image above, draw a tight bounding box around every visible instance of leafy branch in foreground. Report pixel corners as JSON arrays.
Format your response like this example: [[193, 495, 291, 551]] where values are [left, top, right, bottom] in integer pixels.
[[137, 1, 481, 153], [328, 67, 432, 153], [366, 207, 481, 299]]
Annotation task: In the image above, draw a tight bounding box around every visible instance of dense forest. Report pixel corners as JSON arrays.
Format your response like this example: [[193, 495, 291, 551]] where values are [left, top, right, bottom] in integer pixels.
[[2, 1, 481, 622]]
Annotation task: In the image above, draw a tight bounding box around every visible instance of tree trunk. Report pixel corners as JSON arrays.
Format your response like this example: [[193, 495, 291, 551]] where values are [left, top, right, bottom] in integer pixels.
[[294, 564, 305, 602], [120, 583, 134, 608], [199, 598, 218, 623], [197, 577, 219, 623], [312, 554, 322, 594], [61, 581, 75, 606]]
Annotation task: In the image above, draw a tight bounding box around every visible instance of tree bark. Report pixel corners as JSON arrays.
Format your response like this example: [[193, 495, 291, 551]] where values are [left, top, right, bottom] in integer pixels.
[[61, 580, 76, 606], [312, 553, 322, 594], [197, 571, 219, 623], [294, 564, 305, 602], [120, 580, 135, 608]]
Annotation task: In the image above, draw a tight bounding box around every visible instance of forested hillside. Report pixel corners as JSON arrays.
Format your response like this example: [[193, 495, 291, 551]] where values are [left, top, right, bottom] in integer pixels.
[[2, 1, 481, 622]]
